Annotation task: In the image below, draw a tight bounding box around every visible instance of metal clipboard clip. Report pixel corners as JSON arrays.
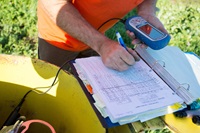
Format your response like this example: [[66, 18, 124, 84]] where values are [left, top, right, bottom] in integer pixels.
[[177, 83, 195, 105]]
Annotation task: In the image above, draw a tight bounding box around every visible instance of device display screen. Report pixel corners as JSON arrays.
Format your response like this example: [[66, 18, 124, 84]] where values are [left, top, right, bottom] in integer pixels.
[[139, 24, 164, 40]]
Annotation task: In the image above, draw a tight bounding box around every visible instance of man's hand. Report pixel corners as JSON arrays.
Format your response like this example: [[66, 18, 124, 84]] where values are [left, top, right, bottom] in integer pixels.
[[136, 0, 168, 34], [98, 39, 140, 71], [139, 13, 168, 34]]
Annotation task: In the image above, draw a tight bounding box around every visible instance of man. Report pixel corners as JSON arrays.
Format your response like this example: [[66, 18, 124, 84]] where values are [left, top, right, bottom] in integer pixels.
[[37, 0, 168, 71]]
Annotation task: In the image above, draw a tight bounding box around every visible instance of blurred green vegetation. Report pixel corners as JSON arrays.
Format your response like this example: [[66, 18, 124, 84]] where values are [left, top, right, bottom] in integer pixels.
[[0, 0, 38, 57]]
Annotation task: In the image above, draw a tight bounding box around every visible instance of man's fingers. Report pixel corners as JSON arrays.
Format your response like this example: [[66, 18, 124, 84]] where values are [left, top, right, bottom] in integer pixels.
[[127, 48, 140, 61], [104, 55, 130, 71], [126, 30, 136, 40], [132, 39, 141, 44], [101, 42, 141, 71]]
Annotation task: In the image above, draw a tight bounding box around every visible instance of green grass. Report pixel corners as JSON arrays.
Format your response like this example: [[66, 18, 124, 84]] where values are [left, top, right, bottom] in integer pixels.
[[157, 0, 200, 55], [0, 0, 38, 57]]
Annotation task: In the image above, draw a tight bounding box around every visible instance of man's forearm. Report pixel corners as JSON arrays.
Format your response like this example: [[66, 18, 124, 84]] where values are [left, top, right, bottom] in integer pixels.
[[40, 0, 109, 53], [136, 0, 168, 33], [137, 0, 157, 15]]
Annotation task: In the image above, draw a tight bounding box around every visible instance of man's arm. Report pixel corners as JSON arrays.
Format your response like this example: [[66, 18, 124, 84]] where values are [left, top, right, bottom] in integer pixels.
[[136, 0, 168, 33], [39, 0, 139, 71], [137, 0, 157, 15], [40, 0, 107, 53]]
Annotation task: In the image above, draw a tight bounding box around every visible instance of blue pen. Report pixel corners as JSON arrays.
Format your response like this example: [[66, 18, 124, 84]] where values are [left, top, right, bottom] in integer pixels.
[[116, 32, 128, 51]]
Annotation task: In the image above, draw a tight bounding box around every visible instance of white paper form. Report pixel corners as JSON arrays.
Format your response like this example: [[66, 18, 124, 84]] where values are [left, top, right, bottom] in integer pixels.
[[75, 56, 184, 121]]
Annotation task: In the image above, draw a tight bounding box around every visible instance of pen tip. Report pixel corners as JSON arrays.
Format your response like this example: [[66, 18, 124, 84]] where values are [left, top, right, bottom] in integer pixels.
[[116, 31, 119, 34]]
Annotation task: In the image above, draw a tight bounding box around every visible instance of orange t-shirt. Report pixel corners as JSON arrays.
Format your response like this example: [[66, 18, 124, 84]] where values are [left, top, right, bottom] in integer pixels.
[[37, 0, 143, 51]]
